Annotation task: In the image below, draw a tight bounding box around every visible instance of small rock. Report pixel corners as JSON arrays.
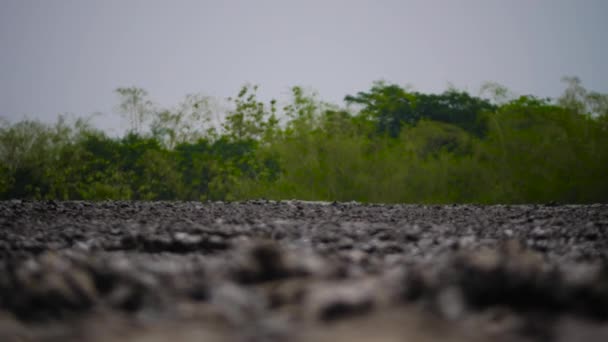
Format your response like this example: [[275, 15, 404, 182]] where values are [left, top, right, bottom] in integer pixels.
[[308, 282, 375, 322]]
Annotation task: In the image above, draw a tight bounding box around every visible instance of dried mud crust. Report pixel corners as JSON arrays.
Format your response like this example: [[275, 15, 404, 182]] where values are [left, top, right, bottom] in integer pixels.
[[0, 200, 607, 341]]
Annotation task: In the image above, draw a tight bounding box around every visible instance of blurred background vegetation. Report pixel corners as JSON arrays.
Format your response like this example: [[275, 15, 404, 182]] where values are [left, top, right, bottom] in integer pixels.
[[1, 77, 607, 203]]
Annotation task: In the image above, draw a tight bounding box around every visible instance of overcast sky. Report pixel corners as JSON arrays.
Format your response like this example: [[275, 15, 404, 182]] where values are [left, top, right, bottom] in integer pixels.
[[1, 0, 607, 132]]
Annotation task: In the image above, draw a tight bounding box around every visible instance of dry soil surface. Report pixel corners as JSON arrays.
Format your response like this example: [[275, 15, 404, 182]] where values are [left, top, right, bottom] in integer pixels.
[[1, 200, 608, 341]]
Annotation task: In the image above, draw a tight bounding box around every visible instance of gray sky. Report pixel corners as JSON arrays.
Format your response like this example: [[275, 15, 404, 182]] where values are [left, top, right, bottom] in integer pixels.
[[1, 0, 607, 133]]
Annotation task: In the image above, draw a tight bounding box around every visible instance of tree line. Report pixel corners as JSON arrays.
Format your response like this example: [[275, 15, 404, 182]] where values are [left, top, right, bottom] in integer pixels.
[[1, 77, 607, 203]]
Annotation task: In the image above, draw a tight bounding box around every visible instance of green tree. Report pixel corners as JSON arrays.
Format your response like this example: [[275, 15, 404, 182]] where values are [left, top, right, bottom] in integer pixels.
[[223, 85, 278, 141], [345, 82, 416, 137], [345, 82, 495, 137]]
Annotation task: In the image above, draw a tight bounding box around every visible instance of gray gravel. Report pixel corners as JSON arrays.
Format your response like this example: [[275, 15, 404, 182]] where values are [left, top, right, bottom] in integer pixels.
[[1, 201, 607, 341]]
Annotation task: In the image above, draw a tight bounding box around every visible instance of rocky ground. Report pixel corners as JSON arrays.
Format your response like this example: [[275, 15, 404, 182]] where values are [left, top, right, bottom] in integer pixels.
[[0, 200, 607, 341]]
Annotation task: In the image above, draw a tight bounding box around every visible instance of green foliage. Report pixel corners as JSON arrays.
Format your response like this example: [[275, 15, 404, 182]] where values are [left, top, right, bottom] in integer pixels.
[[223, 84, 278, 141], [345, 82, 416, 137], [1, 78, 607, 203], [345, 82, 495, 137], [479, 95, 608, 203]]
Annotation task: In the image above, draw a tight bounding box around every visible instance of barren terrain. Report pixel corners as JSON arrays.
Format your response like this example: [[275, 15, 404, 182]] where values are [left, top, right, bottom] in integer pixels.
[[1, 201, 607, 341]]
